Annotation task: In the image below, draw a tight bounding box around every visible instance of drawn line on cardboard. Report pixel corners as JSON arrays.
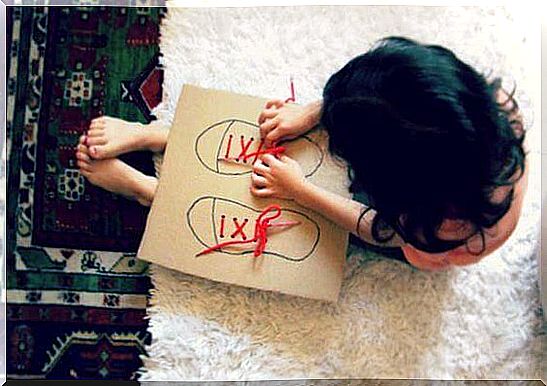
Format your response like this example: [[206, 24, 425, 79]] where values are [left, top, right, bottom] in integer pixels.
[[194, 118, 325, 177], [186, 195, 321, 262]]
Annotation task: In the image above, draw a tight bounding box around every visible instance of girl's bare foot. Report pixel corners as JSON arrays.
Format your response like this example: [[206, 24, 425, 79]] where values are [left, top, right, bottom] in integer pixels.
[[76, 143, 158, 206], [82, 116, 169, 160]]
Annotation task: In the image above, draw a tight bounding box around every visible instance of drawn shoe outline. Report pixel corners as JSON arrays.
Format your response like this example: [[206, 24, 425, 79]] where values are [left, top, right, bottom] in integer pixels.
[[195, 119, 324, 177], [186, 196, 320, 262]]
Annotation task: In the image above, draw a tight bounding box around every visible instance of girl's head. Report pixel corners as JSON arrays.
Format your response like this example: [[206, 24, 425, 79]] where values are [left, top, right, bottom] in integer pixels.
[[320, 36, 526, 253]]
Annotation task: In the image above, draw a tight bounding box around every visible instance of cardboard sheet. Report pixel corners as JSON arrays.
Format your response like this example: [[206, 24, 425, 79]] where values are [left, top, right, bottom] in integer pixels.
[[137, 85, 350, 301]]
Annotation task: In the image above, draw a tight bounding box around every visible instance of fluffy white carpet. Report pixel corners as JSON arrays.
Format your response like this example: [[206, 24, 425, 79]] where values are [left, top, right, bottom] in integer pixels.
[[139, 5, 544, 380]]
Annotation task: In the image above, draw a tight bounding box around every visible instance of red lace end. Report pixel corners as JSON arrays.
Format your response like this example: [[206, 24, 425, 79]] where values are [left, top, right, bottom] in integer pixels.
[[285, 77, 296, 103]]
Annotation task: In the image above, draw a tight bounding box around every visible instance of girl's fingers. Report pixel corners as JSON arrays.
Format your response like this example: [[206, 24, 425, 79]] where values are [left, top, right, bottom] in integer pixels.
[[259, 117, 279, 139], [260, 153, 281, 167], [265, 99, 284, 109], [250, 186, 274, 198], [258, 108, 279, 125], [279, 154, 296, 164], [252, 162, 270, 175], [265, 129, 285, 148], [251, 173, 268, 188]]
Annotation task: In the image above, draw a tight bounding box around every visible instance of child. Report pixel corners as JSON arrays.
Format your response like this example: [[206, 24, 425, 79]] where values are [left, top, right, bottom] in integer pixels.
[[76, 36, 527, 271]]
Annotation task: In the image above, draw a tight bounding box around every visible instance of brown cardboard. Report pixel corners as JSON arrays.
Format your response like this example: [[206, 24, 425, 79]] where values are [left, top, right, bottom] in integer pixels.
[[137, 85, 350, 302]]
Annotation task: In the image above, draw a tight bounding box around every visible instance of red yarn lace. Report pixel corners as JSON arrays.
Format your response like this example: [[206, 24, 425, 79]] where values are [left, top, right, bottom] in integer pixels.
[[196, 205, 300, 257], [220, 142, 285, 164], [285, 76, 296, 103], [241, 144, 285, 162]]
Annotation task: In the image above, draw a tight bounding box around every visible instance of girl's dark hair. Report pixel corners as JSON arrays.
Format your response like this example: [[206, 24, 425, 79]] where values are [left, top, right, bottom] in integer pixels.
[[321, 36, 526, 254]]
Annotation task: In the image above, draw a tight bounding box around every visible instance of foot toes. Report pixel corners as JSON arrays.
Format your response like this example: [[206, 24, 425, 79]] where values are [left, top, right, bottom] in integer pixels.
[[89, 145, 105, 159], [89, 121, 105, 130], [77, 160, 92, 171], [76, 144, 89, 154], [87, 136, 107, 146], [76, 150, 91, 163], [91, 116, 106, 124], [89, 119, 106, 129], [88, 128, 104, 137]]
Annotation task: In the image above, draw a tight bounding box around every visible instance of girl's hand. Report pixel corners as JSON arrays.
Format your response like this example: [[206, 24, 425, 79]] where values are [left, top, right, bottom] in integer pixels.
[[250, 153, 307, 201], [257, 100, 321, 147]]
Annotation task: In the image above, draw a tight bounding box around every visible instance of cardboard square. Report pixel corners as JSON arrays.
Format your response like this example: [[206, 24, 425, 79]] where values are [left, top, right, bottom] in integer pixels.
[[137, 85, 350, 301]]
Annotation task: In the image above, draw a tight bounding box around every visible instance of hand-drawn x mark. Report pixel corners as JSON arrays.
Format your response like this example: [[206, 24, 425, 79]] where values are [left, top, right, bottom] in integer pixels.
[[231, 218, 249, 240]]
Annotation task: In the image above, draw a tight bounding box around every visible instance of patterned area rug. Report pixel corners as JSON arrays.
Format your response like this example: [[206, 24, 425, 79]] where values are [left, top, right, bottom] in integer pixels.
[[6, 5, 166, 379]]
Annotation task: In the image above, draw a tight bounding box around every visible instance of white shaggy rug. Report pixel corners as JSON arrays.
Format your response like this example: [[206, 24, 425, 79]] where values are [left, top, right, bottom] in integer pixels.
[[138, 5, 544, 380]]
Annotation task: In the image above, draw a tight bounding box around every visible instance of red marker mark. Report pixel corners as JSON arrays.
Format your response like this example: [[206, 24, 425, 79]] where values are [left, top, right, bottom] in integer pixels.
[[237, 135, 254, 162], [196, 205, 300, 257], [231, 218, 249, 240], [224, 134, 233, 159], [219, 215, 226, 238]]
